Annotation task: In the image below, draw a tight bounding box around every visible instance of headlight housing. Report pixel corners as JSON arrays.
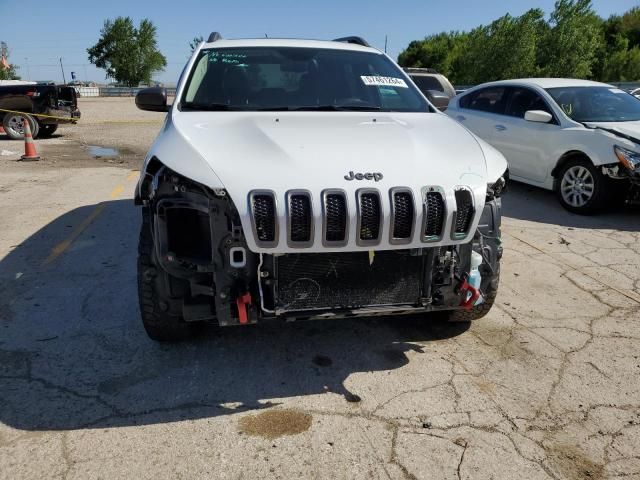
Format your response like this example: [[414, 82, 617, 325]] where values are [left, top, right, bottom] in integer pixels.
[[614, 145, 640, 171]]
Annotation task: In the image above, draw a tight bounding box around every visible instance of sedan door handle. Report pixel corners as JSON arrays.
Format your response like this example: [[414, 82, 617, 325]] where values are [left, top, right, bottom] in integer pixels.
[[456, 115, 466, 121], [494, 124, 507, 131]]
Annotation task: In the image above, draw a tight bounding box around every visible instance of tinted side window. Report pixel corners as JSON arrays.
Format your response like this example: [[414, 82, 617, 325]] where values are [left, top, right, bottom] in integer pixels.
[[463, 87, 507, 114], [410, 75, 444, 93], [506, 87, 551, 118]]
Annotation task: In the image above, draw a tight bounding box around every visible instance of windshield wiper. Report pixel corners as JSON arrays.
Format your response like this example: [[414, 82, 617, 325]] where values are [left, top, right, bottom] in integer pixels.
[[293, 104, 382, 111], [181, 103, 382, 112], [181, 102, 241, 111], [254, 107, 293, 111]]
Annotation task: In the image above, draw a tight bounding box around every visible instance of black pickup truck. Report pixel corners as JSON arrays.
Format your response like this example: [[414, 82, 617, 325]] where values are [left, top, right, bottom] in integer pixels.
[[0, 82, 81, 139]]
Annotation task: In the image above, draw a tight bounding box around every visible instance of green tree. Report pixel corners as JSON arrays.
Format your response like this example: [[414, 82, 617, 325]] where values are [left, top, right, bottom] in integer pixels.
[[538, 0, 603, 78], [456, 10, 546, 84], [398, 0, 640, 84], [599, 35, 640, 81], [87, 17, 167, 86], [619, 7, 640, 48], [594, 7, 640, 81], [0, 63, 20, 81], [189, 36, 204, 54], [0, 42, 20, 80], [398, 32, 462, 73]]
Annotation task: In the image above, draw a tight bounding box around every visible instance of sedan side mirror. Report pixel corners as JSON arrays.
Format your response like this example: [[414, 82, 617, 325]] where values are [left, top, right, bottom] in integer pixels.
[[425, 89, 452, 111], [524, 110, 553, 123], [136, 87, 169, 112]]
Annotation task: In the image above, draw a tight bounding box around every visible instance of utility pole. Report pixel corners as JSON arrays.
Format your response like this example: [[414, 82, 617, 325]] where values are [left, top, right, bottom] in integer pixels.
[[384, 35, 388, 54], [59, 57, 66, 84], [24, 57, 30, 79]]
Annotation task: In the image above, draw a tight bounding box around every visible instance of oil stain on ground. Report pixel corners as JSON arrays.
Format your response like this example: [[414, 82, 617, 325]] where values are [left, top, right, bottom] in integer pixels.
[[547, 443, 604, 480], [238, 409, 312, 439]]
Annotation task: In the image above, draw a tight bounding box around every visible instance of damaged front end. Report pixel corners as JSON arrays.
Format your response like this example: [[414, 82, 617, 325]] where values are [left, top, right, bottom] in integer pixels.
[[609, 146, 640, 205], [138, 162, 503, 327]]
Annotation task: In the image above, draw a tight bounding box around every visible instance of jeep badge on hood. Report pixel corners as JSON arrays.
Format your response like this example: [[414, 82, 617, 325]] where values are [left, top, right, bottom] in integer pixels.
[[344, 171, 383, 182]]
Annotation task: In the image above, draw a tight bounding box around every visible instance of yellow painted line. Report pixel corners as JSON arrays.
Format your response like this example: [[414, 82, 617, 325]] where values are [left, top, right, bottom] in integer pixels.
[[126, 170, 139, 181], [43, 204, 105, 265], [110, 185, 125, 198], [43, 173, 134, 266]]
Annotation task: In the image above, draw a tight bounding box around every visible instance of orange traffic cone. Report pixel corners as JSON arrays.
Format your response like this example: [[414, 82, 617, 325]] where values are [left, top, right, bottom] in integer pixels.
[[20, 116, 40, 161]]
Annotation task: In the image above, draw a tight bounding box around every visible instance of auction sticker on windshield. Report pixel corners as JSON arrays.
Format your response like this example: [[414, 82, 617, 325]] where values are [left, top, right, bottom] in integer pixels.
[[361, 76, 408, 88]]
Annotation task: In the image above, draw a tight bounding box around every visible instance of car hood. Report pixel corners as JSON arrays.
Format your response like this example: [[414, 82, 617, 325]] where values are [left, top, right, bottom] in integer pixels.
[[171, 111, 491, 190], [151, 111, 504, 252], [587, 121, 640, 143]]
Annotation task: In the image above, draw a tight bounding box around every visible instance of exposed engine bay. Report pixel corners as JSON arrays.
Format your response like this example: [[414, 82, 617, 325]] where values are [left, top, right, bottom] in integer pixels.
[[137, 163, 503, 327]]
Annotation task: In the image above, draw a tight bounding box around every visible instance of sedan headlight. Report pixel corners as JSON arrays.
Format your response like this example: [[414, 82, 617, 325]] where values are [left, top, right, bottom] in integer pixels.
[[614, 145, 640, 171]]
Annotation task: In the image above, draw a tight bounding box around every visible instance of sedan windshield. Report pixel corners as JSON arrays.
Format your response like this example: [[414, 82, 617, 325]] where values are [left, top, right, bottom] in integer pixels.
[[546, 86, 640, 123], [181, 47, 429, 112]]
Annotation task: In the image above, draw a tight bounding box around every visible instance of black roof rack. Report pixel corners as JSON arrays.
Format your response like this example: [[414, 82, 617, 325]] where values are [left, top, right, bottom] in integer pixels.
[[333, 36, 370, 48], [207, 32, 222, 42]]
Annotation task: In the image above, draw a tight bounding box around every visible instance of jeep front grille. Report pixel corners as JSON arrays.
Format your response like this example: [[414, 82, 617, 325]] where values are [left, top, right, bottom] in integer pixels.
[[357, 190, 382, 244], [391, 189, 414, 242], [251, 192, 277, 245], [323, 191, 347, 244], [288, 192, 312, 244], [453, 188, 474, 237], [248, 187, 475, 248], [424, 190, 445, 240]]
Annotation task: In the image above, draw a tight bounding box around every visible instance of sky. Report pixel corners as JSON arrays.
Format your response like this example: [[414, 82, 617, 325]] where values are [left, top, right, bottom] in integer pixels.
[[0, 0, 638, 84]]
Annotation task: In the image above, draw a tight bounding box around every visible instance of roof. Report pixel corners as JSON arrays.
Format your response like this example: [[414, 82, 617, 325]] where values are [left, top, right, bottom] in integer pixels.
[[0, 80, 37, 86], [478, 78, 613, 89], [201, 38, 380, 53]]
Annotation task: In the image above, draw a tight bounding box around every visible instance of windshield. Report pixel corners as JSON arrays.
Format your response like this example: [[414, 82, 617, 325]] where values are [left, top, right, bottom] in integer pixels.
[[546, 86, 640, 123], [181, 47, 429, 112]]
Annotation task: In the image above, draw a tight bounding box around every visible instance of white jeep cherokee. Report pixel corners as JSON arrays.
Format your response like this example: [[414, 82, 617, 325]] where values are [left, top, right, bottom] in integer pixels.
[[134, 33, 508, 341]]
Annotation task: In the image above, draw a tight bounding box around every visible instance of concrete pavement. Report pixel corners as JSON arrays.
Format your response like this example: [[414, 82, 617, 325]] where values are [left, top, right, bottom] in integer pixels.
[[0, 98, 639, 479]]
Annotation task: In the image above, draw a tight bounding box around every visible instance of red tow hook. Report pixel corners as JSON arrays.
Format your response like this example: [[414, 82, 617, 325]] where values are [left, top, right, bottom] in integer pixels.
[[236, 292, 252, 324], [458, 279, 481, 310]]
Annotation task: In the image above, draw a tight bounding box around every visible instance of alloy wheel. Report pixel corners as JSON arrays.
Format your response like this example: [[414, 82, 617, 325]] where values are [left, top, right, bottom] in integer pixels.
[[6, 114, 26, 136], [560, 165, 595, 208]]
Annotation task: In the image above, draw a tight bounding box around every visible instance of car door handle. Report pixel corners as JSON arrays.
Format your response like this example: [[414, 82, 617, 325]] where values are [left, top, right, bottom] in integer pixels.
[[494, 124, 507, 131], [456, 115, 466, 121]]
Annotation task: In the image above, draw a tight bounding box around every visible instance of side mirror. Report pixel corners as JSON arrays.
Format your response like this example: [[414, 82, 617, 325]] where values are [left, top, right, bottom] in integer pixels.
[[426, 89, 451, 111], [524, 110, 553, 123], [135, 87, 168, 112]]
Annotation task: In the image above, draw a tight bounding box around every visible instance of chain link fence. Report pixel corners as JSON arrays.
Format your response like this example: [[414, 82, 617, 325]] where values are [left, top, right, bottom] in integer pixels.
[[74, 87, 177, 98]]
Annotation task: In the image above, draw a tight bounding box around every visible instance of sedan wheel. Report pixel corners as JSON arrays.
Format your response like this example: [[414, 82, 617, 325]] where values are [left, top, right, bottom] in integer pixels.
[[560, 165, 595, 208], [556, 158, 609, 215]]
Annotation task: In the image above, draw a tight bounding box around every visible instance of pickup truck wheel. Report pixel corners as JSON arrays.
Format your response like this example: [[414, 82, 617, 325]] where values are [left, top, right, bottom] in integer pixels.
[[446, 267, 500, 323], [556, 159, 610, 215], [2, 113, 39, 140], [39, 124, 58, 137], [138, 208, 202, 342]]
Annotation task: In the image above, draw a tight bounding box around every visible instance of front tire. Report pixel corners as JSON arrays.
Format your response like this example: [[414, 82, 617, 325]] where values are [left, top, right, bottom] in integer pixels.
[[137, 208, 202, 342], [556, 158, 610, 215], [447, 268, 500, 323]]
